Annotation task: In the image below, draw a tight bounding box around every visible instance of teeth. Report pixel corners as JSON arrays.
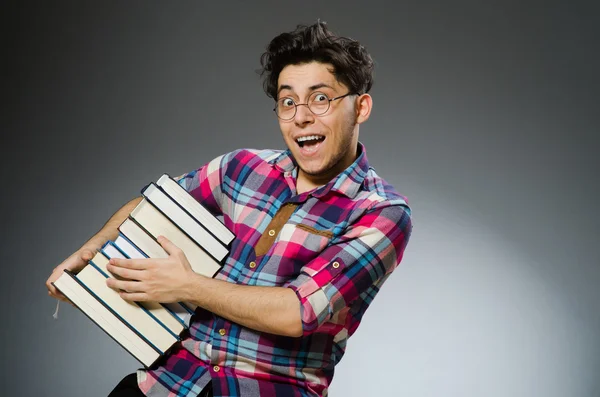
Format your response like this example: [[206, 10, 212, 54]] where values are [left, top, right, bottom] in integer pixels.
[[296, 135, 323, 142]]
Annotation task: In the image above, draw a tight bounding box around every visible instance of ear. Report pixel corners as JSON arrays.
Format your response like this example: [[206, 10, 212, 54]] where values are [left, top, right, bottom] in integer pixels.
[[355, 93, 373, 124]]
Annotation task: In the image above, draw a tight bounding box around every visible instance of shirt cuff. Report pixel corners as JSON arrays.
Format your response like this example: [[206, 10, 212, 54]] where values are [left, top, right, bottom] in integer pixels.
[[287, 257, 346, 335]]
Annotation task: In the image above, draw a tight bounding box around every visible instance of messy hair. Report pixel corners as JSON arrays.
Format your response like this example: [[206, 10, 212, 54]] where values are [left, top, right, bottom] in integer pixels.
[[259, 21, 374, 99]]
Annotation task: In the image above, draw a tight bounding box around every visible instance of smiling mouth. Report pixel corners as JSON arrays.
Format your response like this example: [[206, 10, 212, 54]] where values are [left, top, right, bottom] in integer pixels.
[[296, 135, 326, 149]]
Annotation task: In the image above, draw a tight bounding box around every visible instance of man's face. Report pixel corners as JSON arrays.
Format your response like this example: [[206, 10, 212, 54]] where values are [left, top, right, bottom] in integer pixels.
[[276, 61, 359, 182]]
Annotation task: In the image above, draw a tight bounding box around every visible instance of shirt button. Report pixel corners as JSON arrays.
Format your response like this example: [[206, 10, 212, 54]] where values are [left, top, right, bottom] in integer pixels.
[[332, 261, 340, 269], [218, 328, 226, 336], [213, 365, 220, 372], [268, 229, 276, 237], [249, 261, 256, 269]]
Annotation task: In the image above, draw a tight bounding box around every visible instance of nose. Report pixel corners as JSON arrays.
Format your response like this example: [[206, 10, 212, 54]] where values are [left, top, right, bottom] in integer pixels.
[[294, 103, 314, 127]]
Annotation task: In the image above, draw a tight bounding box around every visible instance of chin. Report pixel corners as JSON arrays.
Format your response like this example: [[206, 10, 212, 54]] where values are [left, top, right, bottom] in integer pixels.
[[298, 161, 329, 176]]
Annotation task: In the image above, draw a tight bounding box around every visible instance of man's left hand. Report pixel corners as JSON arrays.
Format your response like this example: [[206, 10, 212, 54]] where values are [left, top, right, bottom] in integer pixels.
[[105, 235, 197, 303]]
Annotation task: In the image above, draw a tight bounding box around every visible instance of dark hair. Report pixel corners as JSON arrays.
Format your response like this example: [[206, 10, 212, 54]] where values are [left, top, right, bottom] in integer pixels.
[[259, 21, 374, 100]]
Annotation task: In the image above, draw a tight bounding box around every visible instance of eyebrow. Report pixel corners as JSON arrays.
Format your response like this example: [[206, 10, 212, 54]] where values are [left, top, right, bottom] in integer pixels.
[[277, 83, 335, 96]]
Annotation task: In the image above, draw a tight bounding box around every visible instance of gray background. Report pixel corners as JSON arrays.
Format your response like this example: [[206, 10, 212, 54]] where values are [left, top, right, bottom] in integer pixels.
[[3, 1, 599, 396]]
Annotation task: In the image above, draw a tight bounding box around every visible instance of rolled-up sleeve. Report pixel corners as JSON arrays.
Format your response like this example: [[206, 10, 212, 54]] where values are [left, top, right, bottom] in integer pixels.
[[286, 203, 412, 336]]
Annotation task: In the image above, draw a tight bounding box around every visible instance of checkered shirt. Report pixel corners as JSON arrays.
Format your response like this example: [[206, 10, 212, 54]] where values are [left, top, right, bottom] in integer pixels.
[[137, 142, 412, 396]]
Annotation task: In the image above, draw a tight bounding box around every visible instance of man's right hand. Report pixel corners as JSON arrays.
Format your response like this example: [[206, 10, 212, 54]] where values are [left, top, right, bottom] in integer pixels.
[[46, 248, 96, 302]]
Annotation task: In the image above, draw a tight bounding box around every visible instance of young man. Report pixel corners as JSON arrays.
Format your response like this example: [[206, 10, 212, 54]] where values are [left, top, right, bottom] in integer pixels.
[[46, 21, 412, 397]]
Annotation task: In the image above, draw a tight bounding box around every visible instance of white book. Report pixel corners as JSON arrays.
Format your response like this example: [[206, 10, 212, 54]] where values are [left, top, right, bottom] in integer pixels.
[[142, 183, 229, 262], [114, 234, 146, 259], [157, 174, 235, 246], [100, 242, 126, 261], [129, 199, 222, 278], [119, 218, 169, 259], [53, 271, 161, 368]]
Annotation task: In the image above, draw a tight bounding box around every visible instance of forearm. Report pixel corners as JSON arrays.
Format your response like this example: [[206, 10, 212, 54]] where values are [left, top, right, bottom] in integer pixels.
[[106, 234, 304, 337], [184, 274, 303, 337]]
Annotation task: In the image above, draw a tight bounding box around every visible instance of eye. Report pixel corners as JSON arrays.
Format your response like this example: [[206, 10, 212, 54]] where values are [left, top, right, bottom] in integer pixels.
[[281, 98, 295, 108], [313, 93, 328, 102]]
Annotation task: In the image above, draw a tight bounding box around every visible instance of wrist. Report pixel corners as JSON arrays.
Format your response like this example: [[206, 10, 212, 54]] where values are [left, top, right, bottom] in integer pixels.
[[181, 271, 207, 304]]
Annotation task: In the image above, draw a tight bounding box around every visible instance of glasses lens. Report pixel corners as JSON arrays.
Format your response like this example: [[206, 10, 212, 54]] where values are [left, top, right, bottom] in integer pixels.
[[276, 97, 295, 120], [308, 92, 330, 115]]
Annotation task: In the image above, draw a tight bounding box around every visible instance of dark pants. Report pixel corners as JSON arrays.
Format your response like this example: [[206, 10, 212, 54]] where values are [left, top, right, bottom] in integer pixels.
[[108, 373, 213, 397]]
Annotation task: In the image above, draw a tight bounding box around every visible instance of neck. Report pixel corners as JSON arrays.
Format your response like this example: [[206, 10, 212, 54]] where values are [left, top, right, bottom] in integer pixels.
[[296, 143, 359, 195]]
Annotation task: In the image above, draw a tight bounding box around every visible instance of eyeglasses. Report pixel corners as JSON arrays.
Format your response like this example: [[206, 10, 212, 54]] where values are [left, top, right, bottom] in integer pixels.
[[273, 91, 356, 120]]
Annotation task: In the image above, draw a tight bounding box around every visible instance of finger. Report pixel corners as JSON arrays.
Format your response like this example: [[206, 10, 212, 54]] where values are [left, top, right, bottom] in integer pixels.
[[48, 290, 77, 308], [109, 257, 152, 270], [80, 249, 95, 262], [118, 291, 149, 302], [156, 235, 182, 256], [106, 278, 145, 292], [46, 278, 56, 294], [48, 290, 66, 301], [46, 273, 63, 295], [49, 291, 75, 307], [47, 283, 63, 297], [106, 263, 146, 281]]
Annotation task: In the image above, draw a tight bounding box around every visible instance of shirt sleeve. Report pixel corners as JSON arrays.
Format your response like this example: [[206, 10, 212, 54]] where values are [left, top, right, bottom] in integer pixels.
[[172, 153, 227, 217], [286, 202, 412, 336]]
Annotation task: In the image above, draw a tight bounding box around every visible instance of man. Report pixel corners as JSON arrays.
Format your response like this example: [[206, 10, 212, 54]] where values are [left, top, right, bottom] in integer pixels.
[[46, 21, 412, 397]]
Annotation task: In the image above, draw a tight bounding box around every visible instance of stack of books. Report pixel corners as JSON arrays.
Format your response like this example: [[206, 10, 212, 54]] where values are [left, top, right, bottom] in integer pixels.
[[52, 174, 235, 368]]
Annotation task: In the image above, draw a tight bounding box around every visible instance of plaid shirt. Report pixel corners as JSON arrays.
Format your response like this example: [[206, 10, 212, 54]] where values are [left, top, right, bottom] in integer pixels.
[[137, 143, 412, 397]]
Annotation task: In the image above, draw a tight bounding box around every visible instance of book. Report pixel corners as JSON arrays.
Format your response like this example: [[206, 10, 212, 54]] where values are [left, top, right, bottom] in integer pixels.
[[156, 174, 235, 247], [53, 270, 167, 368], [114, 233, 146, 260], [128, 199, 223, 278], [56, 173, 234, 368], [119, 218, 169, 260], [142, 182, 229, 262], [53, 263, 182, 368]]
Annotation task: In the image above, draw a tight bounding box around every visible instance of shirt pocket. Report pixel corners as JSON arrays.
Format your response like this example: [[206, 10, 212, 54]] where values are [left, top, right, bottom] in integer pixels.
[[259, 222, 333, 281]]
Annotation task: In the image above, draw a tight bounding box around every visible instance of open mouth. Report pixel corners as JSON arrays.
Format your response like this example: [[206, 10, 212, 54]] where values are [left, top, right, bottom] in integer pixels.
[[296, 135, 326, 151]]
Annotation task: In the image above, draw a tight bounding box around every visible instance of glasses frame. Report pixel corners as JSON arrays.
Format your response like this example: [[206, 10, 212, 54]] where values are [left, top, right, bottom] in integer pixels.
[[273, 91, 358, 120]]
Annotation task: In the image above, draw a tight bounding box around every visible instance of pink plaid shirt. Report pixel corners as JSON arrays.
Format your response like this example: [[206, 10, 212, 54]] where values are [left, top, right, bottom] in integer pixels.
[[138, 143, 412, 396]]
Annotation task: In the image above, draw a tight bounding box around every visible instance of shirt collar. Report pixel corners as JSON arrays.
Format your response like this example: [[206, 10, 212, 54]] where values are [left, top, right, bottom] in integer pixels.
[[269, 142, 370, 199]]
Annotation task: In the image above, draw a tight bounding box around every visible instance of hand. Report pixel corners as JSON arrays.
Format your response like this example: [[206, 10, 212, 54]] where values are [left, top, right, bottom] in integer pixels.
[[46, 247, 96, 303], [105, 236, 197, 303]]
